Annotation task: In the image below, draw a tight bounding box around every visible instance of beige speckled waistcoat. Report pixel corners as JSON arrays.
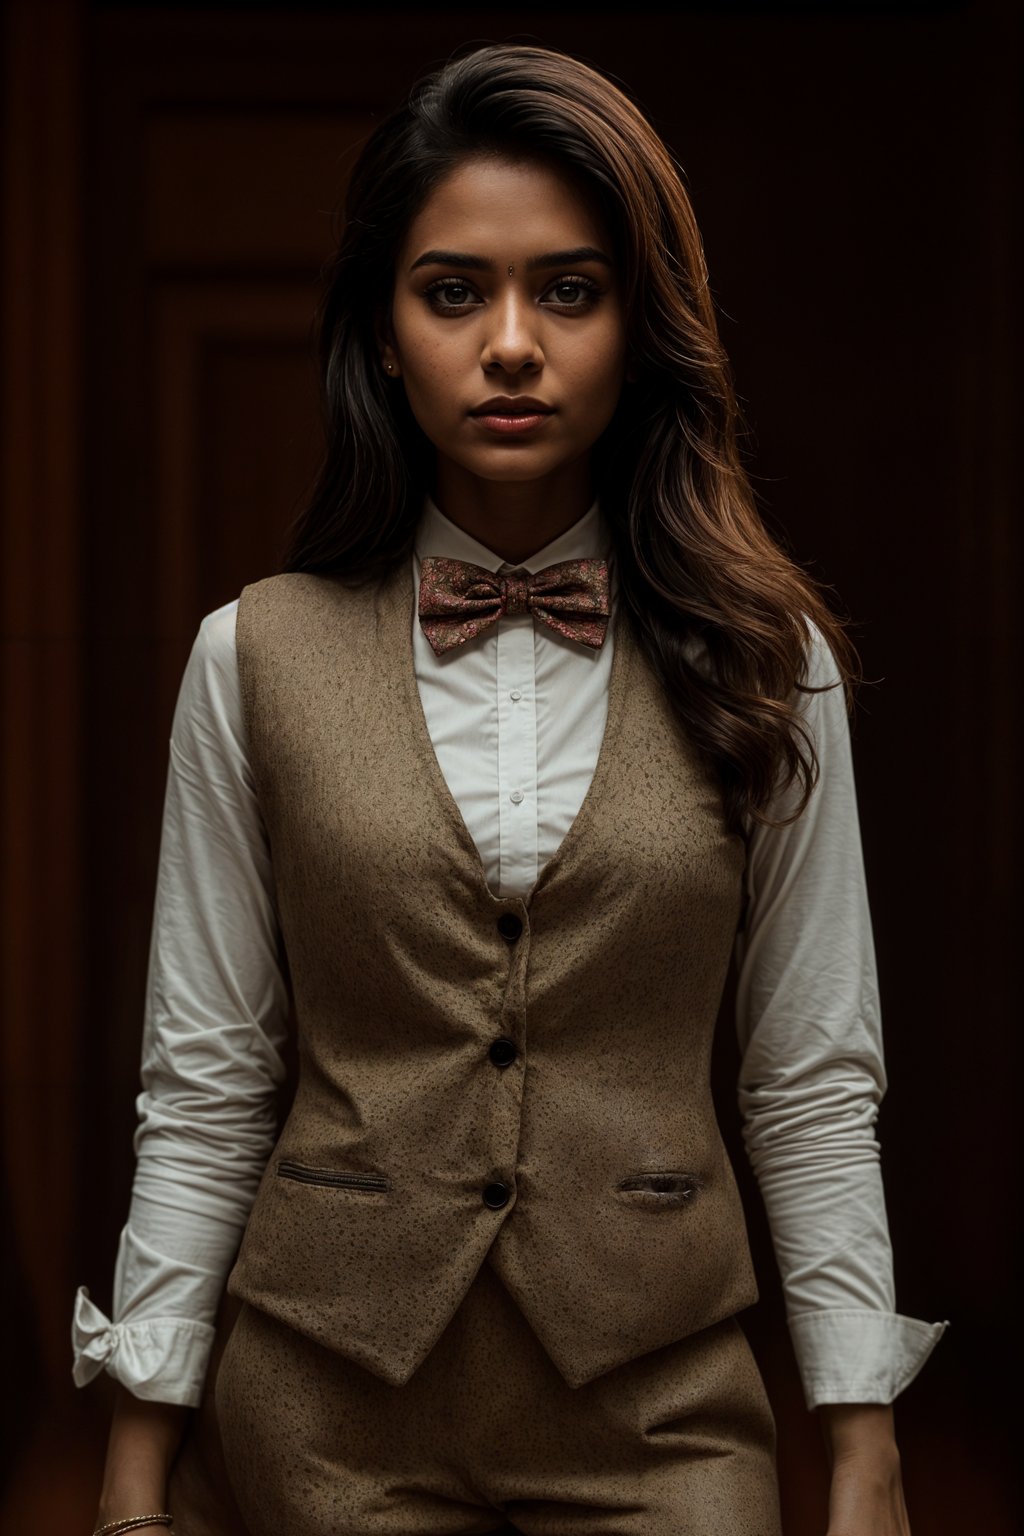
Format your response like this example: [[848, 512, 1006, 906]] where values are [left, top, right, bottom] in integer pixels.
[[226, 559, 757, 1390]]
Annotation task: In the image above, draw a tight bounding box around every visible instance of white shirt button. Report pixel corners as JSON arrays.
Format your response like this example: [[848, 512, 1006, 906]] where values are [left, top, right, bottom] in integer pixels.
[[509, 689, 522, 702], [509, 789, 525, 804]]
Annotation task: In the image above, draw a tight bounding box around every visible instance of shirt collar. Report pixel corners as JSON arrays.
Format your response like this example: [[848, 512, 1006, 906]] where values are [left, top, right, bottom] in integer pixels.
[[414, 494, 612, 573]]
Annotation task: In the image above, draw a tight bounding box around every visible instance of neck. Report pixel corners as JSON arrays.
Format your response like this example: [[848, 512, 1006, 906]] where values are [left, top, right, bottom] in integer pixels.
[[431, 457, 595, 564]]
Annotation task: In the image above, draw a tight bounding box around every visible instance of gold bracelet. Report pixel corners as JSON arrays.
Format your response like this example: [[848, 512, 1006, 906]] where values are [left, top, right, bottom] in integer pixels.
[[93, 1517, 173, 1536]]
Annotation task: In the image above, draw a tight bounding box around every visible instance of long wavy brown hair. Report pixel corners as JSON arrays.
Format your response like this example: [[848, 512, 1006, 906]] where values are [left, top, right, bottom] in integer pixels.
[[281, 42, 860, 833]]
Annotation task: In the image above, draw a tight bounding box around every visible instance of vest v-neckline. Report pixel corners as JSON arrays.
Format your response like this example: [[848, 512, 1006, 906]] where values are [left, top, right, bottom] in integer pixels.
[[384, 554, 636, 911]]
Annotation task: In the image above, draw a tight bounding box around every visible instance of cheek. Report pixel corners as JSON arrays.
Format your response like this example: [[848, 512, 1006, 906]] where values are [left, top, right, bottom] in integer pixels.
[[565, 324, 628, 413], [567, 309, 626, 375], [404, 361, 460, 433], [398, 328, 461, 413]]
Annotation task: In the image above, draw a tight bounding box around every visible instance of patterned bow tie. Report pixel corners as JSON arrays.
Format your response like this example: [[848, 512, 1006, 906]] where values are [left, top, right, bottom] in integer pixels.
[[418, 555, 611, 657]]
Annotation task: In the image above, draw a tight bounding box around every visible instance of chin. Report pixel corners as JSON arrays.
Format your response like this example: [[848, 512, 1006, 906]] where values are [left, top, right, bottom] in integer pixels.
[[472, 463, 566, 486], [459, 447, 572, 481]]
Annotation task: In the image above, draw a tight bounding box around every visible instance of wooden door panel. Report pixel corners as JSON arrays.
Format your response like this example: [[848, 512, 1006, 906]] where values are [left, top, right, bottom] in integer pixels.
[[152, 279, 324, 717], [143, 108, 372, 266]]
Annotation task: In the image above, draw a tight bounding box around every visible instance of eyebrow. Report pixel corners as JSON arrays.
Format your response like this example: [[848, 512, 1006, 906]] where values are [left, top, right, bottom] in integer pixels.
[[408, 246, 613, 274]]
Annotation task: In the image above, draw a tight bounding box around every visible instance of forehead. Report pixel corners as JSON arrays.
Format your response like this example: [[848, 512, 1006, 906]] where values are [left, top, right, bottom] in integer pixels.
[[399, 157, 610, 266]]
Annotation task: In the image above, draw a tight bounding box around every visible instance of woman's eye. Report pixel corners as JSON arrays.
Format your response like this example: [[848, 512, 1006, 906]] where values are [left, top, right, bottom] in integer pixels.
[[547, 277, 600, 309], [426, 281, 477, 311]]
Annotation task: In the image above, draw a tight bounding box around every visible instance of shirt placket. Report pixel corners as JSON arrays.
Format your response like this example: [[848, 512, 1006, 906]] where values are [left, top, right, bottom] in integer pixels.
[[495, 565, 540, 897]]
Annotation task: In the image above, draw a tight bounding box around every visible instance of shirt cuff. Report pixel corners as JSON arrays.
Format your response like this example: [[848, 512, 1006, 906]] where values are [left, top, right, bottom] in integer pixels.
[[71, 1285, 215, 1408], [788, 1308, 950, 1410]]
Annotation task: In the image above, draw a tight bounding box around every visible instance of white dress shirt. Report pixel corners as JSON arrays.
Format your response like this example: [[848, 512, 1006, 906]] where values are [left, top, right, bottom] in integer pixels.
[[71, 496, 947, 1410]]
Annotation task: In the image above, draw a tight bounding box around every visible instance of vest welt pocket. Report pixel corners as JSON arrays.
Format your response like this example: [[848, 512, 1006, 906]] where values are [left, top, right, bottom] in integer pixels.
[[276, 1158, 391, 1193], [616, 1171, 701, 1209]]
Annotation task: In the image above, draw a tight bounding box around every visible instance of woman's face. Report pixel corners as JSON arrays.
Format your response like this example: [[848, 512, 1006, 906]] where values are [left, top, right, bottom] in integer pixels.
[[384, 155, 628, 496]]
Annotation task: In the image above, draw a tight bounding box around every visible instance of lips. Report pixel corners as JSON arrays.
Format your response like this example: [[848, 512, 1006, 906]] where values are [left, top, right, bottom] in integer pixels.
[[469, 396, 554, 417]]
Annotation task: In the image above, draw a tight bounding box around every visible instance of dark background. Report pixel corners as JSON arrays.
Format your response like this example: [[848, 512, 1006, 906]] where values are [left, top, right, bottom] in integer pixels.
[[1, 0, 1019, 1528]]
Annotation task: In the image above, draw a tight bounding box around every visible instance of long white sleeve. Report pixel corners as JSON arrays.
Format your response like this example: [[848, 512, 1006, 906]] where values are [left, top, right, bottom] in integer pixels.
[[734, 622, 948, 1407], [72, 600, 290, 1406]]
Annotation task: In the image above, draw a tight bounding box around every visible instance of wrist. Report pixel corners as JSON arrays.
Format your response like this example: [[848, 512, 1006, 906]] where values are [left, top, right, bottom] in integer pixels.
[[96, 1488, 169, 1524], [94, 1520, 172, 1536], [817, 1402, 900, 1467], [98, 1385, 186, 1522]]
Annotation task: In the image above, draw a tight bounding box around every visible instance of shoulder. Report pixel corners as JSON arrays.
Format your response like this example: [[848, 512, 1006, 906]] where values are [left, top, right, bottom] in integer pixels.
[[679, 613, 843, 700], [195, 595, 240, 671], [235, 570, 393, 653], [799, 615, 844, 695], [172, 597, 242, 745], [792, 617, 853, 761], [238, 571, 333, 604]]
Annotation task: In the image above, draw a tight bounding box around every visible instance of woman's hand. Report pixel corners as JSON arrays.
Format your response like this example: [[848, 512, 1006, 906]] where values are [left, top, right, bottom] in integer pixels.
[[818, 1403, 910, 1536], [94, 1383, 188, 1527]]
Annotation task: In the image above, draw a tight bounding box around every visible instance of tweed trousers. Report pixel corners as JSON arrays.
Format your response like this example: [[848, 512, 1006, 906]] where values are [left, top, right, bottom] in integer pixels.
[[168, 1255, 781, 1536]]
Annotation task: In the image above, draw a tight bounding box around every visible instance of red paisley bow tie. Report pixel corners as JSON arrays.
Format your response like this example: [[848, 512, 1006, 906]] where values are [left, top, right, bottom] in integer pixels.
[[417, 555, 611, 656]]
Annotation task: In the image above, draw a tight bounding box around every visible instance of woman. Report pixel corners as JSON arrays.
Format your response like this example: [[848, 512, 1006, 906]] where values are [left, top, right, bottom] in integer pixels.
[[73, 42, 947, 1536]]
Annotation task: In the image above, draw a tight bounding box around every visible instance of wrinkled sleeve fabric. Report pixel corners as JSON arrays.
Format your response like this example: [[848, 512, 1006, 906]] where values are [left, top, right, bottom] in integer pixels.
[[733, 621, 948, 1410], [71, 599, 290, 1407]]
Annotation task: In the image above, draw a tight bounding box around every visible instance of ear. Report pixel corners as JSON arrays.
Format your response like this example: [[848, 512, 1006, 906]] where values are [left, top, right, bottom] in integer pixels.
[[376, 310, 401, 379]]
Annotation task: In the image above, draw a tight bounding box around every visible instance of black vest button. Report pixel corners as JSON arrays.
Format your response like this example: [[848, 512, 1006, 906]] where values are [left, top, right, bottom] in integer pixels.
[[488, 1036, 517, 1067], [497, 912, 523, 941], [483, 1181, 510, 1209]]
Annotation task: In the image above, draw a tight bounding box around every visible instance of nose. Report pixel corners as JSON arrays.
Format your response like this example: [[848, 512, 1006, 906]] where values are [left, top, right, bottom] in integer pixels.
[[480, 291, 543, 376]]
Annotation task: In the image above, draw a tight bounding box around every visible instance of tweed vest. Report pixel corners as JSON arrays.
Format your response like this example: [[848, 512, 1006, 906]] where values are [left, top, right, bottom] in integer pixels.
[[226, 560, 757, 1390]]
